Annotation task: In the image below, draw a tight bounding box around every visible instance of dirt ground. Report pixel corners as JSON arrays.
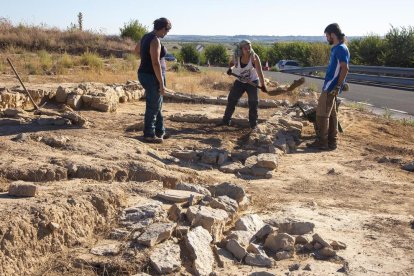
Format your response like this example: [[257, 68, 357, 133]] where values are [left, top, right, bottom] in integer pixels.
[[1, 81, 413, 275]]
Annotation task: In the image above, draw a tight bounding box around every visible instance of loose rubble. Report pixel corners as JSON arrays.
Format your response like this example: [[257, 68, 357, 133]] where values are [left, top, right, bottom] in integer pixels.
[[72, 182, 348, 274]]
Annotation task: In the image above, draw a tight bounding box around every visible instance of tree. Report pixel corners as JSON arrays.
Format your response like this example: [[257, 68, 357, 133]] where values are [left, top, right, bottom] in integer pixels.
[[252, 43, 269, 65], [204, 44, 228, 66], [120, 20, 148, 42], [356, 35, 386, 66], [180, 44, 199, 64], [77, 12, 83, 31], [384, 26, 414, 67]]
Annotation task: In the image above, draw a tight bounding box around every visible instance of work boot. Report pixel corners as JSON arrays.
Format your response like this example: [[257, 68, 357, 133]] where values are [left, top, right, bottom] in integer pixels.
[[328, 113, 338, 149], [306, 140, 329, 150], [307, 116, 329, 150]]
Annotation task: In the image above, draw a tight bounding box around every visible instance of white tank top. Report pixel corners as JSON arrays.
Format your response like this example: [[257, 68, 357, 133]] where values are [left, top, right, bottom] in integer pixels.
[[233, 54, 258, 83]]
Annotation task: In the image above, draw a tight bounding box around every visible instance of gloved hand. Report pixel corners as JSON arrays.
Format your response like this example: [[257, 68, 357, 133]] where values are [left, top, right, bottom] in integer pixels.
[[329, 85, 341, 96], [261, 85, 268, 93], [226, 68, 232, 75]]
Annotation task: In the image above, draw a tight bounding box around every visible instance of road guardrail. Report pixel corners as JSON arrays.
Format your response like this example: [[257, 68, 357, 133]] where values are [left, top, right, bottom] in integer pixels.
[[281, 65, 414, 87]]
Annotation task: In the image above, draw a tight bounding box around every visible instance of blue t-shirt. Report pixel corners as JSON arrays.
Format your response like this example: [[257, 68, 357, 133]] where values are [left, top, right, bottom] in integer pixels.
[[323, 42, 350, 93]]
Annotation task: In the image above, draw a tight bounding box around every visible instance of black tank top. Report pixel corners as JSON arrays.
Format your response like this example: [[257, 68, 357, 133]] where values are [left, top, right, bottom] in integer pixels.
[[138, 32, 166, 75]]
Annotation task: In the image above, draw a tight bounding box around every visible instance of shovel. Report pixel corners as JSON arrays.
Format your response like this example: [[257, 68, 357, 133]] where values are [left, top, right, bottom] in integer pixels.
[[229, 72, 301, 96]]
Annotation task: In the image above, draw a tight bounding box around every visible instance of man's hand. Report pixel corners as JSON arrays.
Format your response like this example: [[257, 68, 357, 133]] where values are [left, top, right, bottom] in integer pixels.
[[226, 68, 232, 75], [159, 86, 166, 95], [329, 85, 341, 96]]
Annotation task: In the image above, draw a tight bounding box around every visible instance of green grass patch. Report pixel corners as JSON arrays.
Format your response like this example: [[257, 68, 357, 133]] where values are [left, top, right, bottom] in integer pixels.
[[348, 101, 367, 112], [79, 51, 103, 71], [38, 50, 53, 72]]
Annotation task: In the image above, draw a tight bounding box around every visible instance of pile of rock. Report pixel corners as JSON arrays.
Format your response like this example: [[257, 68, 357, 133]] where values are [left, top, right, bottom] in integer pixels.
[[0, 87, 51, 110], [83, 182, 346, 275], [248, 112, 304, 154], [54, 82, 145, 112], [171, 147, 279, 179], [0, 81, 145, 113], [169, 110, 305, 178], [0, 106, 89, 127]]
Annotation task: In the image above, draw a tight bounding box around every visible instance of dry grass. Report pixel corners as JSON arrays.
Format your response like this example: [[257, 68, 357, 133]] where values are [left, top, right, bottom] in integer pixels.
[[0, 19, 135, 56], [2, 50, 311, 104]]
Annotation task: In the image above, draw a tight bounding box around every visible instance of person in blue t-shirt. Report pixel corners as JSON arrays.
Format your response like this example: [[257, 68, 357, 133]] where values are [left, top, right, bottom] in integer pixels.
[[307, 23, 350, 150]]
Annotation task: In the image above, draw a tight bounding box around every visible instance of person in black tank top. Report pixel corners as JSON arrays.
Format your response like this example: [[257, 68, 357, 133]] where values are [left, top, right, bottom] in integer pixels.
[[136, 18, 172, 143]]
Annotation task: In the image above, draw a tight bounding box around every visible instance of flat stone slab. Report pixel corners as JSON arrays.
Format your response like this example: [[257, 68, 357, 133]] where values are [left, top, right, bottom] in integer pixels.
[[90, 241, 121, 256], [121, 200, 165, 223], [185, 226, 214, 276], [264, 233, 295, 252], [210, 196, 238, 214], [265, 218, 315, 235], [137, 222, 176, 247], [192, 206, 229, 242], [210, 182, 246, 202], [245, 253, 273, 267], [219, 162, 244, 174], [176, 183, 211, 196], [157, 189, 204, 203], [150, 241, 181, 274], [8, 181, 37, 197], [235, 214, 265, 233], [256, 153, 278, 170]]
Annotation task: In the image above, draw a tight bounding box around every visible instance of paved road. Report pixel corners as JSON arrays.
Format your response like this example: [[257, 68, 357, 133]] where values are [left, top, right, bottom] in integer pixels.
[[265, 71, 414, 115], [204, 67, 414, 115]]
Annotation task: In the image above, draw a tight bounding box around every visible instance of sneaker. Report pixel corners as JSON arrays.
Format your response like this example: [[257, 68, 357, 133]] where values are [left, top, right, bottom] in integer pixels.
[[143, 136, 163, 144], [328, 143, 337, 150], [156, 133, 171, 139], [216, 120, 231, 127]]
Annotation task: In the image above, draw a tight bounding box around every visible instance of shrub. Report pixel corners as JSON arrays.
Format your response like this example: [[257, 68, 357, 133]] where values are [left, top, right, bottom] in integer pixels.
[[384, 26, 414, 67], [25, 62, 40, 75], [252, 43, 269, 65], [37, 50, 53, 71], [80, 51, 103, 71], [180, 44, 199, 64], [123, 53, 138, 70], [204, 44, 228, 66], [267, 42, 311, 66], [306, 43, 330, 66], [120, 20, 148, 42], [55, 53, 74, 74], [348, 39, 362, 65], [354, 35, 385, 66]]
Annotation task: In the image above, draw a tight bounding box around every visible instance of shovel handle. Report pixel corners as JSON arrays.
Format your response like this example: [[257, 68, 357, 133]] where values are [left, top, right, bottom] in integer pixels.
[[229, 72, 265, 90], [7, 57, 40, 110]]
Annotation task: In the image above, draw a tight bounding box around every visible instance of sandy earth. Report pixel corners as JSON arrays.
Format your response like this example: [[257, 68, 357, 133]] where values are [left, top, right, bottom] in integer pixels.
[[0, 88, 413, 275]]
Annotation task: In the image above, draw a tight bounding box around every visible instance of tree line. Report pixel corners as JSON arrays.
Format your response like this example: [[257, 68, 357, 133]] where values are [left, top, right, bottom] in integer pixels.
[[166, 25, 413, 69], [120, 21, 413, 68]]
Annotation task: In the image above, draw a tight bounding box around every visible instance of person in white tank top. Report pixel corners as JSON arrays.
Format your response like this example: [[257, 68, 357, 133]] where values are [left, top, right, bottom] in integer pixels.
[[219, 40, 267, 129]]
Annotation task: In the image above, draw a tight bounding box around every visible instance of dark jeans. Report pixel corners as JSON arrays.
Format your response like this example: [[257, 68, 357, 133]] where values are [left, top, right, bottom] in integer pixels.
[[223, 80, 259, 128], [138, 72, 165, 138]]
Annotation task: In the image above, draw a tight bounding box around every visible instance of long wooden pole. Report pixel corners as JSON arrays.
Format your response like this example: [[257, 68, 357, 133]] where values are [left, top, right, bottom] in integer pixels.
[[6, 57, 39, 110]]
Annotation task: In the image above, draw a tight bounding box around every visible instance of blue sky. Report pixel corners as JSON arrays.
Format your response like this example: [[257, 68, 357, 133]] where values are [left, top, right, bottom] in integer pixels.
[[1, 0, 413, 36]]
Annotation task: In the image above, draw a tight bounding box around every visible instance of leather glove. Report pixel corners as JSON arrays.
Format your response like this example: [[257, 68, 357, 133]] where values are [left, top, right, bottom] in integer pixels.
[[226, 68, 232, 75]]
